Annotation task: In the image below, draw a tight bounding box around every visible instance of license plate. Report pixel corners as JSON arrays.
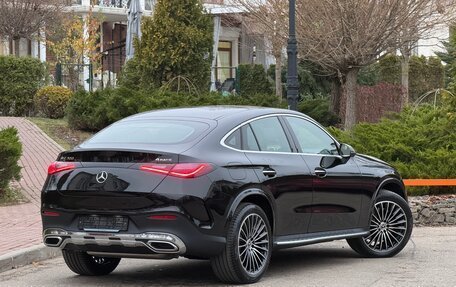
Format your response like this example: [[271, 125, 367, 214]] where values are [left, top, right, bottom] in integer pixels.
[[78, 215, 128, 232]]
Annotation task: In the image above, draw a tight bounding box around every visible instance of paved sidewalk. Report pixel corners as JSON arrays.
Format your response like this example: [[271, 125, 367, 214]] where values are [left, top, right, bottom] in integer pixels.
[[0, 117, 63, 256]]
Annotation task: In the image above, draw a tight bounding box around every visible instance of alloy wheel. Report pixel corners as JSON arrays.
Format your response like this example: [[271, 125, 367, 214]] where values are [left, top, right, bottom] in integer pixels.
[[364, 200, 407, 252], [238, 213, 270, 276]]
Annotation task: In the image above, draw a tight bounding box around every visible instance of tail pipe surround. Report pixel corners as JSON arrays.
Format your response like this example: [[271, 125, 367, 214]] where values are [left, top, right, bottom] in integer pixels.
[[43, 229, 186, 255]]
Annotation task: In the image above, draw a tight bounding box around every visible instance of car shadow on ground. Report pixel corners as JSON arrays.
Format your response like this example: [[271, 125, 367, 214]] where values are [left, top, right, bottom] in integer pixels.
[[61, 246, 361, 286]]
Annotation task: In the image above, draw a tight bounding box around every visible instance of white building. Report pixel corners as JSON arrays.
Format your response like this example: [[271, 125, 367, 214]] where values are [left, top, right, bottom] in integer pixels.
[[413, 23, 450, 57], [1, 0, 273, 91], [67, 0, 273, 89]]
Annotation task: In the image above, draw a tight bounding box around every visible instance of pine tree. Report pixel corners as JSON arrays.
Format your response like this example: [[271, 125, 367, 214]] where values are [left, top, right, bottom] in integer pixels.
[[136, 0, 213, 91]]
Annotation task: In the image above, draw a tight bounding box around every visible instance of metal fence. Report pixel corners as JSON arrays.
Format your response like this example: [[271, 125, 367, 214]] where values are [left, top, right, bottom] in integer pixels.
[[100, 44, 126, 89], [55, 63, 93, 92]]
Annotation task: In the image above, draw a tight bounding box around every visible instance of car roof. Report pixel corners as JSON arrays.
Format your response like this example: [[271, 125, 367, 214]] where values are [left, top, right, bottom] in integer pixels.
[[123, 106, 306, 122]]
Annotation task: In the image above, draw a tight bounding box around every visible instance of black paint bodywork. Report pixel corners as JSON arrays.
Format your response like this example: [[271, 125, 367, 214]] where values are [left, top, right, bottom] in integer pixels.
[[41, 106, 407, 258]]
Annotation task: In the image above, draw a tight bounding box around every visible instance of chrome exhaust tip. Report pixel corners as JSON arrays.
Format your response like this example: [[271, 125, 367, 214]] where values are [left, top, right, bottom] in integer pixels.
[[44, 236, 63, 247], [147, 240, 179, 253]]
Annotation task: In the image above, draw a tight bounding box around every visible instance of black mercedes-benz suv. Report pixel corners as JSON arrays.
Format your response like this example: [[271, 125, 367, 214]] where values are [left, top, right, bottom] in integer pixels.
[[42, 106, 413, 284]]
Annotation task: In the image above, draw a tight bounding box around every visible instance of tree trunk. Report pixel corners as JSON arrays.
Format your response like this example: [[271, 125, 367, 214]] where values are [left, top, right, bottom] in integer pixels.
[[14, 38, 20, 57], [330, 78, 341, 116], [343, 68, 359, 130], [274, 52, 283, 100], [400, 54, 410, 109]]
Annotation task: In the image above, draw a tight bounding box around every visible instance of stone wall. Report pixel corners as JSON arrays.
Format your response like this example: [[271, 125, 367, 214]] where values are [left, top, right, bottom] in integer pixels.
[[409, 195, 456, 226]]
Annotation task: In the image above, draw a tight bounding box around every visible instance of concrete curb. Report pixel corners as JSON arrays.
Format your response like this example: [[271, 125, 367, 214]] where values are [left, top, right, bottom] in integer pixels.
[[0, 244, 61, 273]]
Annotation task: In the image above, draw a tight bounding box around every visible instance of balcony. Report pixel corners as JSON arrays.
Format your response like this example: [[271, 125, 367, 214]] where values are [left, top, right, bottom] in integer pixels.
[[65, 0, 154, 21], [67, 0, 156, 11]]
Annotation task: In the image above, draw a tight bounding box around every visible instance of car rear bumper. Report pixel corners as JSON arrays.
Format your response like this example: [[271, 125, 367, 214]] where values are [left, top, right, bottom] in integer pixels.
[[42, 211, 226, 259], [43, 228, 187, 259]]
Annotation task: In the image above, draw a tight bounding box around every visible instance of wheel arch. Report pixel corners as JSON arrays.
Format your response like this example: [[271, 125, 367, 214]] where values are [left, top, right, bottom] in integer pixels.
[[227, 188, 276, 235], [376, 177, 407, 201], [367, 177, 407, 221]]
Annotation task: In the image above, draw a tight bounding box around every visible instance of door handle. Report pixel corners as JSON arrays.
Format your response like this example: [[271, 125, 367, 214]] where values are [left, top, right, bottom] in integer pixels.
[[314, 168, 327, 178], [262, 168, 277, 177]]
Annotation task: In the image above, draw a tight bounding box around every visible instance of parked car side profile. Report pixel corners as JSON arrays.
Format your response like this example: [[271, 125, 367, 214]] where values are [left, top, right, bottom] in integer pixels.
[[41, 106, 413, 283]]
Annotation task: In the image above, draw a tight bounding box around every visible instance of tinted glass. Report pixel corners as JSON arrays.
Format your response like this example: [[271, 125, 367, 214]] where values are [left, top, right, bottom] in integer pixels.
[[250, 117, 291, 152], [85, 120, 209, 145], [225, 128, 241, 149], [242, 124, 260, 151], [285, 117, 338, 155]]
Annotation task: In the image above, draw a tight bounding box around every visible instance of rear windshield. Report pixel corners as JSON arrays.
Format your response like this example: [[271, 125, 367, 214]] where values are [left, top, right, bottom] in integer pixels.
[[84, 120, 210, 145]]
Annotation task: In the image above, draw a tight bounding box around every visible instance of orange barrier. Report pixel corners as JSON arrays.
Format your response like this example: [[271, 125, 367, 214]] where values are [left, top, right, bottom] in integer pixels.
[[403, 179, 456, 187]]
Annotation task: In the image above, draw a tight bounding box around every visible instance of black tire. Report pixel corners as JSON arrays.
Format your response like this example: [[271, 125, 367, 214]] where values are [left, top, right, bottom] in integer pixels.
[[210, 203, 272, 284], [347, 190, 413, 258], [62, 249, 121, 276]]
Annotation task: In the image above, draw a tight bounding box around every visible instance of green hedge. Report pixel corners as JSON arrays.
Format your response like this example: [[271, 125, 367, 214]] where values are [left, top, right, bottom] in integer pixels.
[[357, 55, 445, 102], [298, 98, 340, 126], [238, 64, 272, 95], [0, 127, 22, 195], [329, 94, 456, 195], [66, 88, 286, 131], [0, 56, 45, 116]]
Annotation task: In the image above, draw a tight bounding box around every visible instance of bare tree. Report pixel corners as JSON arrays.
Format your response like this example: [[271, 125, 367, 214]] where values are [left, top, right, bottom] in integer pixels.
[[233, 0, 288, 99], [295, 0, 456, 129], [0, 0, 64, 56]]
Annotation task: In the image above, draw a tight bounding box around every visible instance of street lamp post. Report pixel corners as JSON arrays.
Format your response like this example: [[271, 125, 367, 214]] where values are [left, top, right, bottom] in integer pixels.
[[287, 0, 299, 111]]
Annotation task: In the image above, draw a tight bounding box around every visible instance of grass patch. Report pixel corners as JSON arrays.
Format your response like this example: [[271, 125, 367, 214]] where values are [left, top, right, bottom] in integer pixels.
[[0, 186, 28, 206], [28, 117, 94, 150]]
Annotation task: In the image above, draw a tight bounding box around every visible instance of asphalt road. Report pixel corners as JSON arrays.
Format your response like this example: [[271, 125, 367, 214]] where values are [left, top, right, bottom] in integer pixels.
[[1, 227, 455, 287]]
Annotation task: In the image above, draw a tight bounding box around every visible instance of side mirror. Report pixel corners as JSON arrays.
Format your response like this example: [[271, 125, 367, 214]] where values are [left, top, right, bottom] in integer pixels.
[[320, 156, 342, 169], [340, 143, 356, 158]]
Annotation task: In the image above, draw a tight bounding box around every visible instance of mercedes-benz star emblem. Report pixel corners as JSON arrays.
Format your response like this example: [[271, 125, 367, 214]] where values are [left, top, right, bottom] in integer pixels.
[[95, 171, 108, 184]]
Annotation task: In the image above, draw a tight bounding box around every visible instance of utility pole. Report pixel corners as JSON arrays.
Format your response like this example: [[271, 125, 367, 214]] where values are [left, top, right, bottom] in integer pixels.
[[287, 0, 299, 110]]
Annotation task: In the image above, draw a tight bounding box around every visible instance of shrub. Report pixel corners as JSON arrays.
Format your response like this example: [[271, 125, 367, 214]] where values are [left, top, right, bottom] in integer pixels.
[[66, 89, 109, 131], [0, 127, 22, 195], [0, 56, 45, 116], [117, 58, 141, 90], [106, 89, 286, 124], [298, 98, 340, 126], [268, 61, 332, 98], [409, 56, 445, 102], [67, 87, 287, 130], [35, 86, 73, 119], [328, 96, 456, 195], [378, 54, 401, 85], [357, 62, 380, 86], [360, 55, 445, 103], [134, 0, 213, 91], [238, 64, 272, 96]]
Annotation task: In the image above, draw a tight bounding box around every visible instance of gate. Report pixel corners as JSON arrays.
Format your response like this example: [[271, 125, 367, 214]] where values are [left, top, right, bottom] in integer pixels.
[[55, 63, 93, 92]]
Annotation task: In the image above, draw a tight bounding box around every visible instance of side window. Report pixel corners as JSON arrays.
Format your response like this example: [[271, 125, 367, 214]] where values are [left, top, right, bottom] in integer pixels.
[[285, 117, 338, 155], [241, 124, 260, 151], [225, 128, 241, 149], [249, 117, 291, 152]]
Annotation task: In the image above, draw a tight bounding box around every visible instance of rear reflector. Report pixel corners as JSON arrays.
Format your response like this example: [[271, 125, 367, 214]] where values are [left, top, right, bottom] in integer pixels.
[[48, 161, 75, 175], [148, 214, 177, 220], [43, 210, 60, 217], [140, 163, 213, 178]]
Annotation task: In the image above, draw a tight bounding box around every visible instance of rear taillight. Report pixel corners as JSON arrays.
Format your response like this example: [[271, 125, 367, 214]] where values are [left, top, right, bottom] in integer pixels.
[[48, 161, 75, 175], [42, 210, 60, 217], [140, 163, 213, 178]]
